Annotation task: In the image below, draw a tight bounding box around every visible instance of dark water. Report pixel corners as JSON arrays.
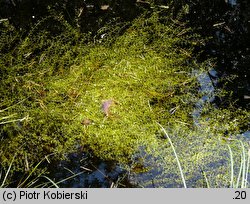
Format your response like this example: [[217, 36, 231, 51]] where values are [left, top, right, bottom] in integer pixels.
[[0, 0, 141, 33], [46, 151, 134, 188], [186, 0, 250, 109], [1, 0, 249, 187]]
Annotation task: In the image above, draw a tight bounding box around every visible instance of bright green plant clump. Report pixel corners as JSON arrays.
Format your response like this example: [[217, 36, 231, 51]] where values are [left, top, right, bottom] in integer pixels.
[[0, 9, 249, 187]]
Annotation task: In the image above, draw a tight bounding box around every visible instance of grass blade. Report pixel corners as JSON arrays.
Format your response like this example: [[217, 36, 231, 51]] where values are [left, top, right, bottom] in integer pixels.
[[227, 144, 234, 188], [41, 176, 59, 188], [239, 141, 246, 188], [157, 123, 187, 188], [0, 155, 16, 187], [245, 149, 250, 188]]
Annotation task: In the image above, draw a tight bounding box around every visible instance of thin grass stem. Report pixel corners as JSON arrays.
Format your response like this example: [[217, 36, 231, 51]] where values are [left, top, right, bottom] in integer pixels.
[[227, 144, 234, 188], [0, 155, 16, 187], [157, 123, 187, 188]]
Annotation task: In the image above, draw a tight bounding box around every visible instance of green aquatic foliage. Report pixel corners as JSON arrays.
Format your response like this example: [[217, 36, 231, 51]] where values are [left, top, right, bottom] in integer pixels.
[[0, 8, 249, 187], [0, 11, 195, 165], [128, 124, 250, 188]]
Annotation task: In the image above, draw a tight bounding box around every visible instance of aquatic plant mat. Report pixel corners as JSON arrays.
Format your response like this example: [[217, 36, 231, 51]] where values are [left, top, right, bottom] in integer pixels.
[[0, 7, 249, 187], [129, 125, 250, 188]]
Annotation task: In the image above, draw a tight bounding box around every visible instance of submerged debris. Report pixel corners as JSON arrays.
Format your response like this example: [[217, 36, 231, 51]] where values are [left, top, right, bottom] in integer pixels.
[[101, 99, 117, 117], [81, 119, 92, 126]]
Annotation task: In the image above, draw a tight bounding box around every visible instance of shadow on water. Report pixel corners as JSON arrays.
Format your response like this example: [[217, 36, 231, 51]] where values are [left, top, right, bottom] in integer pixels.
[[46, 150, 135, 188]]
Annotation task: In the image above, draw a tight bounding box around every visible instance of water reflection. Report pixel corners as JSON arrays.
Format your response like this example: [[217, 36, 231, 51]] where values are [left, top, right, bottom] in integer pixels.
[[192, 69, 217, 125], [226, 0, 237, 6]]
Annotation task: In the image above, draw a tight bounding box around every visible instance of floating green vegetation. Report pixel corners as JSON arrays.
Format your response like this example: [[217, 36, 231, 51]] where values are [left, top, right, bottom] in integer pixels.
[[0, 8, 249, 187], [128, 124, 250, 188]]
